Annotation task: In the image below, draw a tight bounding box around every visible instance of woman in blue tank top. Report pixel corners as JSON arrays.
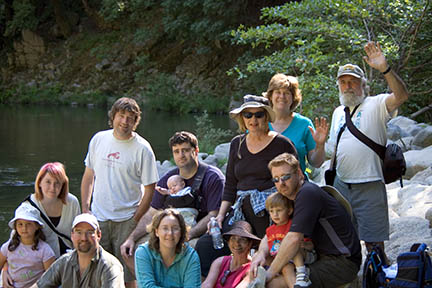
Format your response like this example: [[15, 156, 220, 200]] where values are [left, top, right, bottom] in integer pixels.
[[264, 74, 328, 177]]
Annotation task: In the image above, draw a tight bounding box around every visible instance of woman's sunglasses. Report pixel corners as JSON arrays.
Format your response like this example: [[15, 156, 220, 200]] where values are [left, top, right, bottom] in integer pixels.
[[242, 111, 266, 119]]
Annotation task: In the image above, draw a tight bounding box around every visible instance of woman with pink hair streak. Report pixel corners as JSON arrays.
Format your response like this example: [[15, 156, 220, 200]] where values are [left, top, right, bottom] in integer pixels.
[[19, 162, 80, 257]]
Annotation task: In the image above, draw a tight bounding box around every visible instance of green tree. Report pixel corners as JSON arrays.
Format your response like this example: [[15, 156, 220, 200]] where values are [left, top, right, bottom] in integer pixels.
[[231, 0, 432, 121]]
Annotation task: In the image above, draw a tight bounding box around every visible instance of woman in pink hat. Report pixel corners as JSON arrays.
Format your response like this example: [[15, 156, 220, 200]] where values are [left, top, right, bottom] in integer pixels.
[[202, 221, 260, 288]]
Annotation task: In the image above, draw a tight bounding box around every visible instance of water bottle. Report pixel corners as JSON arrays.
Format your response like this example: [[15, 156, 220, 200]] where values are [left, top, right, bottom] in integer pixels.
[[210, 217, 224, 249]]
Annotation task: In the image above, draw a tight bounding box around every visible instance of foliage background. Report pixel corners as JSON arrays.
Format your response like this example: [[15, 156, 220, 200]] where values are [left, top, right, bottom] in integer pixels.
[[0, 0, 431, 122]]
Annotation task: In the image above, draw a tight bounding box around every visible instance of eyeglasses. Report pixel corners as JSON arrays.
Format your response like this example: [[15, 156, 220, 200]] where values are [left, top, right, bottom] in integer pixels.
[[159, 226, 181, 234], [220, 269, 231, 286], [73, 230, 96, 237], [242, 111, 266, 119], [271, 174, 292, 183]]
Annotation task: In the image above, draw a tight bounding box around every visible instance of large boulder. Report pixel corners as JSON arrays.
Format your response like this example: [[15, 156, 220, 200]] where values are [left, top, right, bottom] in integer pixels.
[[403, 146, 432, 178], [386, 216, 432, 262], [412, 126, 432, 148], [388, 116, 417, 135]]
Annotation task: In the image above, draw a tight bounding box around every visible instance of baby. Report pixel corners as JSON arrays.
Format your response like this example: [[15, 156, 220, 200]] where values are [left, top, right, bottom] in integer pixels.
[[156, 175, 199, 227], [265, 192, 316, 288]]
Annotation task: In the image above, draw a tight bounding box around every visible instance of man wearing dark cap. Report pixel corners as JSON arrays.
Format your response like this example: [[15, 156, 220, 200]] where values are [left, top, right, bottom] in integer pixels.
[[33, 213, 125, 288], [328, 41, 409, 255]]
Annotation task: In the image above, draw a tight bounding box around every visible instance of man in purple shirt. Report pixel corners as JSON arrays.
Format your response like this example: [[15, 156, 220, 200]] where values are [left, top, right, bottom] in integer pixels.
[[120, 131, 225, 274]]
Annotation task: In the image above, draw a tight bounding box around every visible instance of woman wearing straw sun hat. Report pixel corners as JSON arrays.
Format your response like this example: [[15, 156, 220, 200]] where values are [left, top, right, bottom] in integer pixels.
[[202, 221, 260, 288], [217, 95, 297, 237], [196, 95, 298, 277]]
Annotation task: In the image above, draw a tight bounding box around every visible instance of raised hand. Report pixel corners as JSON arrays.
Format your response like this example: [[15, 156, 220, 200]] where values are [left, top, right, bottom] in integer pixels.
[[363, 41, 389, 72], [308, 117, 329, 147]]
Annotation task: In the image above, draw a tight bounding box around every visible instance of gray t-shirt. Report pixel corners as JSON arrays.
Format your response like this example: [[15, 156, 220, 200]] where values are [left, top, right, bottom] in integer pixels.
[[37, 247, 125, 288]]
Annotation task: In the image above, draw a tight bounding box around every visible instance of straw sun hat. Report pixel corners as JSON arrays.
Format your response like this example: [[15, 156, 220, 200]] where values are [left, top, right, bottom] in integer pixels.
[[223, 220, 261, 247], [229, 95, 275, 122]]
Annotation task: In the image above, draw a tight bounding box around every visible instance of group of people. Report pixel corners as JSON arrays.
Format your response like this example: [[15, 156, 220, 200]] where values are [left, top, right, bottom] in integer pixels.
[[0, 41, 409, 288]]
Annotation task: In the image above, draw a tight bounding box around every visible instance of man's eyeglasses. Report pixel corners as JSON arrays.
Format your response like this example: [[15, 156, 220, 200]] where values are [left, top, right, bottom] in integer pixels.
[[220, 269, 231, 286], [73, 230, 96, 237], [271, 174, 292, 183], [242, 111, 266, 119]]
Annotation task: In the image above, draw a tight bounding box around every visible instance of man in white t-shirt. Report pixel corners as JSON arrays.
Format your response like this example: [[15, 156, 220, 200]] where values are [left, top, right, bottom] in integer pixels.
[[328, 41, 409, 256], [80, 97, 159, 288]]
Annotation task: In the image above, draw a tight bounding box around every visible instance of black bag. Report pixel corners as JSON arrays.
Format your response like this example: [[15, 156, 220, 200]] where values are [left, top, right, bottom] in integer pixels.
[[363, 245, 391, 288], [344, 107, 406, 186], [382, 143, 406, 185], [324, 168, 336, 186]]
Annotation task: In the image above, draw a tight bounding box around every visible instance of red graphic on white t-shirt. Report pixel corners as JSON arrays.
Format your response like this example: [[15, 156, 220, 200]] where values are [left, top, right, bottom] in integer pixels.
[[107, 152, 120, 159]]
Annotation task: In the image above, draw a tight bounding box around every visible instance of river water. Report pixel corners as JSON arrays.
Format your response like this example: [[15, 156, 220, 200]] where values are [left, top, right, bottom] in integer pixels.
[[0, 104, 235, 244]]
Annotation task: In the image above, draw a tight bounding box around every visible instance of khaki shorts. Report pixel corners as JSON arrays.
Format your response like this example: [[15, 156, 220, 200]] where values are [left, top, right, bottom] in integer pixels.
[[99, 218, 137, 283], [334, 177, 389, 242]]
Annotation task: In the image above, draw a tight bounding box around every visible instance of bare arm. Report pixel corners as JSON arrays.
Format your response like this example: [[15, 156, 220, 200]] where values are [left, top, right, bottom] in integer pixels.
[[307, 117, 329, 168], [201, 256, 223, 288], [249, 235, 270, 278], [188, 210, 217, 240], [121, 206, 158, 258], [1, 255, 13, 288], [266, 232, 303, 282], [363, 41, 409, 113], [214, 200, 232, 229], [43, 257, 56, 270], [133, 183, 156, 222], [80, 167, 95, 213]]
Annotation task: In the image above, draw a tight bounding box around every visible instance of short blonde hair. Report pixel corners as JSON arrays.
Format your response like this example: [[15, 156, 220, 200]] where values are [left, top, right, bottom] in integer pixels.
[[265, 73, 302, 111], [268, 153, 300, 172], [265, 192, 294, 212], [34, 162, 69, 204]]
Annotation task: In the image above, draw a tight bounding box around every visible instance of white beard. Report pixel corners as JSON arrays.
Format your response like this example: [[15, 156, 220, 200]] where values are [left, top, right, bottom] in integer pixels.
[[339, 89, 365, 107]]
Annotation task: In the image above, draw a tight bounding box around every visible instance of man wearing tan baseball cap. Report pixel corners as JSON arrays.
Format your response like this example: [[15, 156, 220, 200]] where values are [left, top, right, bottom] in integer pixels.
[[32, 213, 125, 287], [329, 42, 409, 260]]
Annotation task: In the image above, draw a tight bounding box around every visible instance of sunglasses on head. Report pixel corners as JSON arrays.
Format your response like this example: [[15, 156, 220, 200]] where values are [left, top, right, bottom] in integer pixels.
[[271, 174, 292, 183], [242, 111, 266, 119], [220, 269, 231, 286]]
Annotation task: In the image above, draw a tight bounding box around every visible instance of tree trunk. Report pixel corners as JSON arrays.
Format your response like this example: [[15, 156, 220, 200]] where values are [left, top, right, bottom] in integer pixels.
[[81, 0, 119, 30], [50, 0, 72, 38]]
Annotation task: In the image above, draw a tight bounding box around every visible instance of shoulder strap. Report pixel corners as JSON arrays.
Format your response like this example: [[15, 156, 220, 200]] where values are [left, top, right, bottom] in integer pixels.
[[24, 195, 72, 242], [191, 162, 209, 194], [344, 106, 386, 160], [330, 105, 361, 170], [191, 162, 209, 210]]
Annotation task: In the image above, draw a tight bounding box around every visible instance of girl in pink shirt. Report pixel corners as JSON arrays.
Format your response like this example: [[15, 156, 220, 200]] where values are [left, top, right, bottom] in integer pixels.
[[0, 205, 55, 288]]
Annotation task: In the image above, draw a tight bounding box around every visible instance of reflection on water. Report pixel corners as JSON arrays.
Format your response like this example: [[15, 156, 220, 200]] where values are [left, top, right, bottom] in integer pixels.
[[0, 104, 235, 244]]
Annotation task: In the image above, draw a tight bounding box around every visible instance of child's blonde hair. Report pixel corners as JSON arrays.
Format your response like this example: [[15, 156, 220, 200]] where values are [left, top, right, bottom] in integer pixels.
[[265, 192, 294, 213]]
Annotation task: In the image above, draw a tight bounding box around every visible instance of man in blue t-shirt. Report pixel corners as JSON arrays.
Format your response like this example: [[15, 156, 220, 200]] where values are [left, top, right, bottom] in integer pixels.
[[250, 153, 361, 287], [120, 131, 225, 274]]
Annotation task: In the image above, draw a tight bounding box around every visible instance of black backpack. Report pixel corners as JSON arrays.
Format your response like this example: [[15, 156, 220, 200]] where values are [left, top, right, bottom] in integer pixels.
[[363, 245, 391, 288]]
